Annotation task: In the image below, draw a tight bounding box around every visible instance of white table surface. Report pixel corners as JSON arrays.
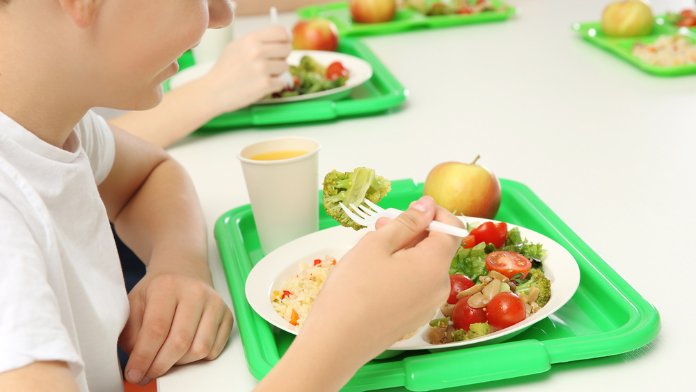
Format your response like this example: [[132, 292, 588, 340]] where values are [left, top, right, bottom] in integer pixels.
[[106, 0, 696, 390]]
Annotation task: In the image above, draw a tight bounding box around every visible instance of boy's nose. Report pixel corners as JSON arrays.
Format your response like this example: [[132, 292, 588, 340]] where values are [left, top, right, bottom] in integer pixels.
[[208, 0, 234, 29]]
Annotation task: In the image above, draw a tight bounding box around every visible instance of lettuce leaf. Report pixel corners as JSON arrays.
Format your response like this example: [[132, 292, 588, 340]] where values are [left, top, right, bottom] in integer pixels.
[[449, 242, 488, 282], [501, 227, 547, 261]]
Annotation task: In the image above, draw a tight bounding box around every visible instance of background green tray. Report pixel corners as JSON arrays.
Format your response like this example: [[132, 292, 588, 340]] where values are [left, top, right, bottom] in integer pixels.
[[573, 16, 696, 76], [165, 39, 405, 132], [214, 179, 660, 391], [297, 1, 515, 37]]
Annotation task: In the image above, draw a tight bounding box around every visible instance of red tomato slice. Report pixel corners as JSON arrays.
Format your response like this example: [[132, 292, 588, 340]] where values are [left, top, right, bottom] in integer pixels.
[[452, 296, 487, 331], [681, 10, 695, 17], [486, 292, 525, 330], [448, 274, 475, 304], [461, 235, 476, 249], [469, 222, 508, 248], [326, 62, 349, 81], [485, 251, 531, 279]]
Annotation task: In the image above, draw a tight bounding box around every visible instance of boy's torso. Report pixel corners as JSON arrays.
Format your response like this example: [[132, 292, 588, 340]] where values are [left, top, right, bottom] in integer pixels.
[[0, 110, 129, 392]]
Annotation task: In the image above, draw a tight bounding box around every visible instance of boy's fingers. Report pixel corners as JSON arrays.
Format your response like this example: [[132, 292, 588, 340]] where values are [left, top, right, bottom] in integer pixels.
[[411, 206, 465, 261], [124, 293, 177, 384], [205, 310, 234, 360], [373, 196, 436, 254], [175, 303, 224, 365], [141, 296, 207, 381], [255, 25, 291, 43], [261, 43, 293, 59], [266, 60, 290, 76]]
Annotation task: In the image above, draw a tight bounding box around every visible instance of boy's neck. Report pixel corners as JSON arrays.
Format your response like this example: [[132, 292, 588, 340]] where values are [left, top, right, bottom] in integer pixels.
[[0, 93, 89, 150], [0, 8, 89, 149]]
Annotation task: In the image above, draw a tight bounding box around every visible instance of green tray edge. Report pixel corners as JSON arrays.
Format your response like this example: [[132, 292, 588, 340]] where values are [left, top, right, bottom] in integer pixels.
[[165, 39, 406, 132], [572, 17, 696, 77], [214, 179, 660, 391], [296, 1, 516, 37]]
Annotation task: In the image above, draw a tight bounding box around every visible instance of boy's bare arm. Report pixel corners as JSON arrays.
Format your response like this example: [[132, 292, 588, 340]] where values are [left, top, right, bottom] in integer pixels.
[[0, 361, 80, 392], [235, 0, 327, 15], [98, 124, 233, 387]]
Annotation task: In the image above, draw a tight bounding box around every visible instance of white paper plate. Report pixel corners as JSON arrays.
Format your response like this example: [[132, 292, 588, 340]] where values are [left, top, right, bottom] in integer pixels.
[[245, 218, 580, 352], [168, 50, 373, 105]]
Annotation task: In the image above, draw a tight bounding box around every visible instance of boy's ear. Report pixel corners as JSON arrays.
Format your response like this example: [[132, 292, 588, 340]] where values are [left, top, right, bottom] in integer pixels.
[[58, 0, 103, 28]]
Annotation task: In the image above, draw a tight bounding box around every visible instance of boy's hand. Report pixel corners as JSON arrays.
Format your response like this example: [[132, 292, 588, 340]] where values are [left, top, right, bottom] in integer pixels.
[[253, 196, 464, 392], [202, 25, 292, 115], [118, 271, 233, 387]]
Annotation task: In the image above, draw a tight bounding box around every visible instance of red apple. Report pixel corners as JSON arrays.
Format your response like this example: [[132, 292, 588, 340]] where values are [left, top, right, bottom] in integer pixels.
[[422, 156, 501, 219], [292, 19, 339, 51], [350, 0, 396, 24]]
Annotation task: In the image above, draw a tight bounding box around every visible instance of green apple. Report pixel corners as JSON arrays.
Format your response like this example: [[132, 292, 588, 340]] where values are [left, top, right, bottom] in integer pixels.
[[601, 1, 653, 37], [423, 156, 501, 219]]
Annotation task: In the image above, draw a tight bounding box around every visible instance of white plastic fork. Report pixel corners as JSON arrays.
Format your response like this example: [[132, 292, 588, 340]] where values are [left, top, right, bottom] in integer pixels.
[[270, 7, 295, 89], [339, 199, 470, 237]]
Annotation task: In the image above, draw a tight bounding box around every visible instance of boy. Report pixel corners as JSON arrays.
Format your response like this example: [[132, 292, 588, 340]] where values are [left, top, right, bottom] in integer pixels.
[[0, 1, 464, 391], [0, 1, 236, 390]]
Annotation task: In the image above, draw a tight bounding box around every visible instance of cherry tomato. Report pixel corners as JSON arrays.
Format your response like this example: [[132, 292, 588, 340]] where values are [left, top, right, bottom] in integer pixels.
[[681, 10, 694, 17], [677, 16, 696, 27], [486, 292, 525, 330], [448, 274, 475, 304], [458, 6, 473, 14], [461, 235, 476, 249], [452, 296, 487, 331], [485, 251, 531, 279], [326, 62, 349, 81], [469, 222, 508, 248]]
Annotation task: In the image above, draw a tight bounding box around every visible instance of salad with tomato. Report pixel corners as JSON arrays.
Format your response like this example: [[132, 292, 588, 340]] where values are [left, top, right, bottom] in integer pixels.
[[428, 221, 551, 344], [271, 56, 350, 99], [666, 9, 696, 28]]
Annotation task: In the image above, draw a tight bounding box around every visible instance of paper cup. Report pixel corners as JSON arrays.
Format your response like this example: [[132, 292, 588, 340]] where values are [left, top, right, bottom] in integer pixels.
[[191, 1, 237, 64], [238, 137, 321, 255]]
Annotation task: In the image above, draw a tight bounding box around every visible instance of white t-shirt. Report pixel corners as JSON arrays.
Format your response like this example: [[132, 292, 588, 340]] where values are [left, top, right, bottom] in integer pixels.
[[0, 110, 129, 392]]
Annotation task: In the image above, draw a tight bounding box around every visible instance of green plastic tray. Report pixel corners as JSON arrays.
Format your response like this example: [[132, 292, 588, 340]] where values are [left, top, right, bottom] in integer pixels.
[[573, 16, 696, 76], [214, 179, 660, 391], [297, 1, 515, 37], [164, 39, 405, 131]]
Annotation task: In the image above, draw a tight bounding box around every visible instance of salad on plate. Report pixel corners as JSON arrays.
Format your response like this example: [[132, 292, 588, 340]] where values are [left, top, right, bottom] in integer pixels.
[[271, 55, 350, 98]]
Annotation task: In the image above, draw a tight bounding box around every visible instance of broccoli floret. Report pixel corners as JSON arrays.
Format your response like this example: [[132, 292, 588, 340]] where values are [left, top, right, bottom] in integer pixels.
[[299, 56, 326, 75], [514, 268, 551, 307], [450, 329, 466, 342], [322, 168, 391, 230], [466, 322, 490, 339]]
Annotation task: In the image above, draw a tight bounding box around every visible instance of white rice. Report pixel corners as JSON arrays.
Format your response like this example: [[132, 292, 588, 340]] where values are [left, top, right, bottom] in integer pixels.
[[632, 35, 696, 67], [271, 255, 336, 328]]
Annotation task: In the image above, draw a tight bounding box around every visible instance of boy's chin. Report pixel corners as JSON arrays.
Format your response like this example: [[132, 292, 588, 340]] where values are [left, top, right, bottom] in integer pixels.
[[111, 85, 165, 111]]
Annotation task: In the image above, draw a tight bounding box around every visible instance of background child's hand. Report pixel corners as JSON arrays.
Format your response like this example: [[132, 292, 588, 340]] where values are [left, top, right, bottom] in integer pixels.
[[254, 196, 464, 392], [202, 25, 292, 114], [118, 271, 233, 387]]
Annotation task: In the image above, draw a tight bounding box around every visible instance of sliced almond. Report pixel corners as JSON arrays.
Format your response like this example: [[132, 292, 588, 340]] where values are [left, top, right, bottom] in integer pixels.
[[481, 279, 501, 300], [488, 270, 509, 283], [479, 275, 493, 285], [456, 284, 483, 299], [528, 286, 540, 304], [519, 292, 529, 305], [525, 303, 532, 318], [467, 292, 487, 308], [440, 303, 455, 318]]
